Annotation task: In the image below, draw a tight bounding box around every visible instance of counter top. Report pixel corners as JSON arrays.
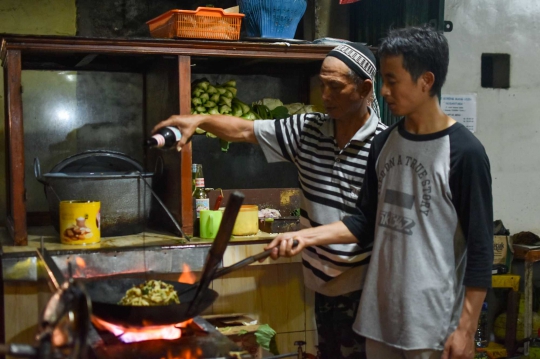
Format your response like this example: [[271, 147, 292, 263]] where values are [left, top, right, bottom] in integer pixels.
[[0, 226, 277, 257], [0, 227, 299, 282]]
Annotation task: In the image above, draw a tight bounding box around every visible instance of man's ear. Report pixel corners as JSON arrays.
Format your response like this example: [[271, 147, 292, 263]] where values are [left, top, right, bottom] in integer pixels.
[[421, 72, 435, 93], [359, 79, 373, 98]]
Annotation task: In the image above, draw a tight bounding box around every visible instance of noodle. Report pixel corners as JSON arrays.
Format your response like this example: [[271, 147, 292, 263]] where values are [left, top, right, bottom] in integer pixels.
[[118, 280, 180, 306]]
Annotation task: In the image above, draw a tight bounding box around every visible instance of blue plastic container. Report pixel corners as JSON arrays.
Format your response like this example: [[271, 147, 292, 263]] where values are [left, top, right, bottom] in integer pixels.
[[238, 0, 307, 39]]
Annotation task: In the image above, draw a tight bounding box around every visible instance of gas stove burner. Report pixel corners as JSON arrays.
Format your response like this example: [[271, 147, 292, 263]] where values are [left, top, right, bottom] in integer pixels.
[[88, 316, 252, 359], [91, 316, 196, 343]]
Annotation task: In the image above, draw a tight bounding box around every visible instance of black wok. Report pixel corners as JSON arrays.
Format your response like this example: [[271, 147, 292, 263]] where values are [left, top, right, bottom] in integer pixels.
[[85, 191, 245, 327], [84, 237, 297, 327], [84, 277, 219, 327]]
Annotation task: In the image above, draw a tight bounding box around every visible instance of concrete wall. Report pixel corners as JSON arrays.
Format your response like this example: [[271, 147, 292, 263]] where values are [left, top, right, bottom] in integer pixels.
[[0, 0, 76, 222], [443, 0, 540, 233]]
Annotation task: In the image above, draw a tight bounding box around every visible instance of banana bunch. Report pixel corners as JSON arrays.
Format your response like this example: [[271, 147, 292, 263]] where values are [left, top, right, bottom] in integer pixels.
[[191, 79, 256, 152], [191, 79, 256, 120]]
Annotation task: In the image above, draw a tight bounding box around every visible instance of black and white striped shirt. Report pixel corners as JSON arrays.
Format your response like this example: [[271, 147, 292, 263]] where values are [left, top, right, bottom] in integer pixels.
[[254, 109, 387, 295]]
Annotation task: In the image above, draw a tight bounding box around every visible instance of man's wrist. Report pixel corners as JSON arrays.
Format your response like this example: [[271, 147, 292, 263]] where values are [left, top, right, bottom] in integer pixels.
[[457, 321, 477, 337]]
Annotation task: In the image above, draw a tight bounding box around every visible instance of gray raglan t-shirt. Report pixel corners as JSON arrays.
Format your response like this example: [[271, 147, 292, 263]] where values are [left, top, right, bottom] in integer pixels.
[[343, 120, 493, 350]]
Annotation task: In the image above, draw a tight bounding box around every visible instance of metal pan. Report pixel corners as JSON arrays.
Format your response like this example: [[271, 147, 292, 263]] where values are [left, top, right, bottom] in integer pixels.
[[84, 277, 219, 327], [84, 238, 297, 327], [84, 191, 245, 327]]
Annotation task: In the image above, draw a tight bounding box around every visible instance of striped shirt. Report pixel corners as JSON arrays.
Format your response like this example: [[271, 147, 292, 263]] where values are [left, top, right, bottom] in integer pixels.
[[254, 109, 387, 295]]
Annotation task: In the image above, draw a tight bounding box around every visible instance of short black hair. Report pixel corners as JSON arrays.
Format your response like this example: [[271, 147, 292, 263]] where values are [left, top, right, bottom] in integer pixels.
[[379, 26, 449, 96]]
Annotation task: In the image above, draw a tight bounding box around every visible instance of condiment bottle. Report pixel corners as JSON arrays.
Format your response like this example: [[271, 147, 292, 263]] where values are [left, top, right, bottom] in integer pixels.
[[146, 126, 182, 149], [192, 164, 209, 236], [192, 163, 198, 193]]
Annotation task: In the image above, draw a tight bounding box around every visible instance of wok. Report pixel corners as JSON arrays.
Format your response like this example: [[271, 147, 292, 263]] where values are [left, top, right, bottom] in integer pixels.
[[85, 191, 248, 327], [84, 277, 218, 327], [84, 238, 297, 327]]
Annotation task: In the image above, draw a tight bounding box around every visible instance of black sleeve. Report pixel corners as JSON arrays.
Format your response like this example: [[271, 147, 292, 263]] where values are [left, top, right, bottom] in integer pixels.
[[449, 128, 494, 288], [342, 125, 394, 248]]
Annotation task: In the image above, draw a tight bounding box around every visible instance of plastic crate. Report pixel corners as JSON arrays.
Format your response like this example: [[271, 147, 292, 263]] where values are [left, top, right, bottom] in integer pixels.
[[147, 7, 244, 41]]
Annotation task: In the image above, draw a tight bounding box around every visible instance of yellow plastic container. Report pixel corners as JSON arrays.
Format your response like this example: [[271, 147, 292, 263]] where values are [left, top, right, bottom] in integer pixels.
[[233, 205, 259, 236], [59, 200, 101, 245]]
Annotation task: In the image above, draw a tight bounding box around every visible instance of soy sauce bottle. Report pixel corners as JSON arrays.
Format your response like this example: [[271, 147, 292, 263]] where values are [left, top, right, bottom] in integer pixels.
[[146, 127, 182, 149]]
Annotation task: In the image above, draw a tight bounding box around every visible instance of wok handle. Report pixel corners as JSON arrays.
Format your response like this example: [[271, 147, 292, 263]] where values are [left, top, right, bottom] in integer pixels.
[[213, 240, 299, 280], [33, 157, 48, 185], [137, 172, 188, 240]]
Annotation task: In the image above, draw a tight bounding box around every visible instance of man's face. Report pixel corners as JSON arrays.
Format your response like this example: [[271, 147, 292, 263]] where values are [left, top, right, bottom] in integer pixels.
[[380, 55, 429, 117], [319, 57, 365, 120]]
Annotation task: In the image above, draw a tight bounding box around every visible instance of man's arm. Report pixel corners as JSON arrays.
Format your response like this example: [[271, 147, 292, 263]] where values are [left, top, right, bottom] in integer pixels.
[[152, 114, 257, 151], [265, 221, 358, 259], [445, 130, 494, 359], [442, 287, 487, 359]]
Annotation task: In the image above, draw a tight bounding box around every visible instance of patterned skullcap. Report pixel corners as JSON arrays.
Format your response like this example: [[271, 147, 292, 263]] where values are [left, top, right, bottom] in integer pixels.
[[327, 43, 377, 81], [326, 43, 380, 117]]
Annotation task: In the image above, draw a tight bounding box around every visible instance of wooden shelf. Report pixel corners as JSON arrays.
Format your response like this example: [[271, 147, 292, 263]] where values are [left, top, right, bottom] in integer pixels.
[[1, 34, 334, 245]]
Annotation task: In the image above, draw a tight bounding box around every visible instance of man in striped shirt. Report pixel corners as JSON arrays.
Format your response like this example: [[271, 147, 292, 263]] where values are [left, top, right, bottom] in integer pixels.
[[154, 43, 386, 359]]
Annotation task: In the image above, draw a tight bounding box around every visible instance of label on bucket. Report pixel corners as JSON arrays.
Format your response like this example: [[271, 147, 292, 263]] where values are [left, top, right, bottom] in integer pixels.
[[60, 201, 101, 245]]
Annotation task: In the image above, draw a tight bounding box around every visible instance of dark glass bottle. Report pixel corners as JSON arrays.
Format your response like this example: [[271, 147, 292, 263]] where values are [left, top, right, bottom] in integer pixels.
[[146, 126, 182, 149], [192, 164, 209, 237], [192, 163, 198, 193]]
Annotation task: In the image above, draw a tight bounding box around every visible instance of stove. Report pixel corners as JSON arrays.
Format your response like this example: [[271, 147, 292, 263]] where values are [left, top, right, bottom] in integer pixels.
[[87, 316, 252, 359]]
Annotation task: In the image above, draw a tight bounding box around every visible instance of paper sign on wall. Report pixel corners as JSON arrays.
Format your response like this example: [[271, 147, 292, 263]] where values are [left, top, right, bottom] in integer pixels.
[[441, 94, 477, 132]]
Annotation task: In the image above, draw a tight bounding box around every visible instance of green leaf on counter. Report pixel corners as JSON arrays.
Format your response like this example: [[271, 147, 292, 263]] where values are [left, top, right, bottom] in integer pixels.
[[237, 329, 248, 335], [254, 324, 279, 355]]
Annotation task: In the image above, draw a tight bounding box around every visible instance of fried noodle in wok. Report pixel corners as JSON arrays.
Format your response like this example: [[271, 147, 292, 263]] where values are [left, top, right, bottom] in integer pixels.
[[118, 280, 180, 306]]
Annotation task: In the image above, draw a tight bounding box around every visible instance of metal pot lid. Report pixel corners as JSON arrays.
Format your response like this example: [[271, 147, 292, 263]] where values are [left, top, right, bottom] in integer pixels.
[[50, 150, 144, 174], [44, 171, 153, 179]]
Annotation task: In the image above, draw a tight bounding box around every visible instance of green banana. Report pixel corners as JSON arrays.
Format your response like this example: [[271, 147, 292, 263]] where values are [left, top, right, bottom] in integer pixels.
[[219, 104, 232, 114], [211, 93, 220, 103], [225, 87, 237, 97], [199, 93, 209, 103], [232, 98, 251, 115], [219, 96, 232, 107]]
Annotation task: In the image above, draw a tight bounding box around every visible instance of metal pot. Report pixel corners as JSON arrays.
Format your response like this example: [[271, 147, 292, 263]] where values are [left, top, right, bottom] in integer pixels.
[[34, 150, 154, 237]]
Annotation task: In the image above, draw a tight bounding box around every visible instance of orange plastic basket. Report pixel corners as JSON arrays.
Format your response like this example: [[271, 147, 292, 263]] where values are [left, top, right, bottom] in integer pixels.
[[147, 7, 244, 41]]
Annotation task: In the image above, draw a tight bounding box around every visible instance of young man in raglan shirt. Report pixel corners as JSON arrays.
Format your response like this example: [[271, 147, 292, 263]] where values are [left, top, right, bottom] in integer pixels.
[[153, 43, 387, 359], [265, 26, 493, 359]]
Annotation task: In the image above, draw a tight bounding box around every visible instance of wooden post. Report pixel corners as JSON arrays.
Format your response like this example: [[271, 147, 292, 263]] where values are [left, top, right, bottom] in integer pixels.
[[505, 290, 520, 356], [0, 248, 5, 359], [3, 50, 26, 245], [178, 55, 193, 235]]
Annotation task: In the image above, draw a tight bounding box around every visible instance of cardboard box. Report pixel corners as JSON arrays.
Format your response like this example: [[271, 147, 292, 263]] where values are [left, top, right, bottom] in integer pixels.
[[494, 235, 511, 267], [203, 314, 263, 358]]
